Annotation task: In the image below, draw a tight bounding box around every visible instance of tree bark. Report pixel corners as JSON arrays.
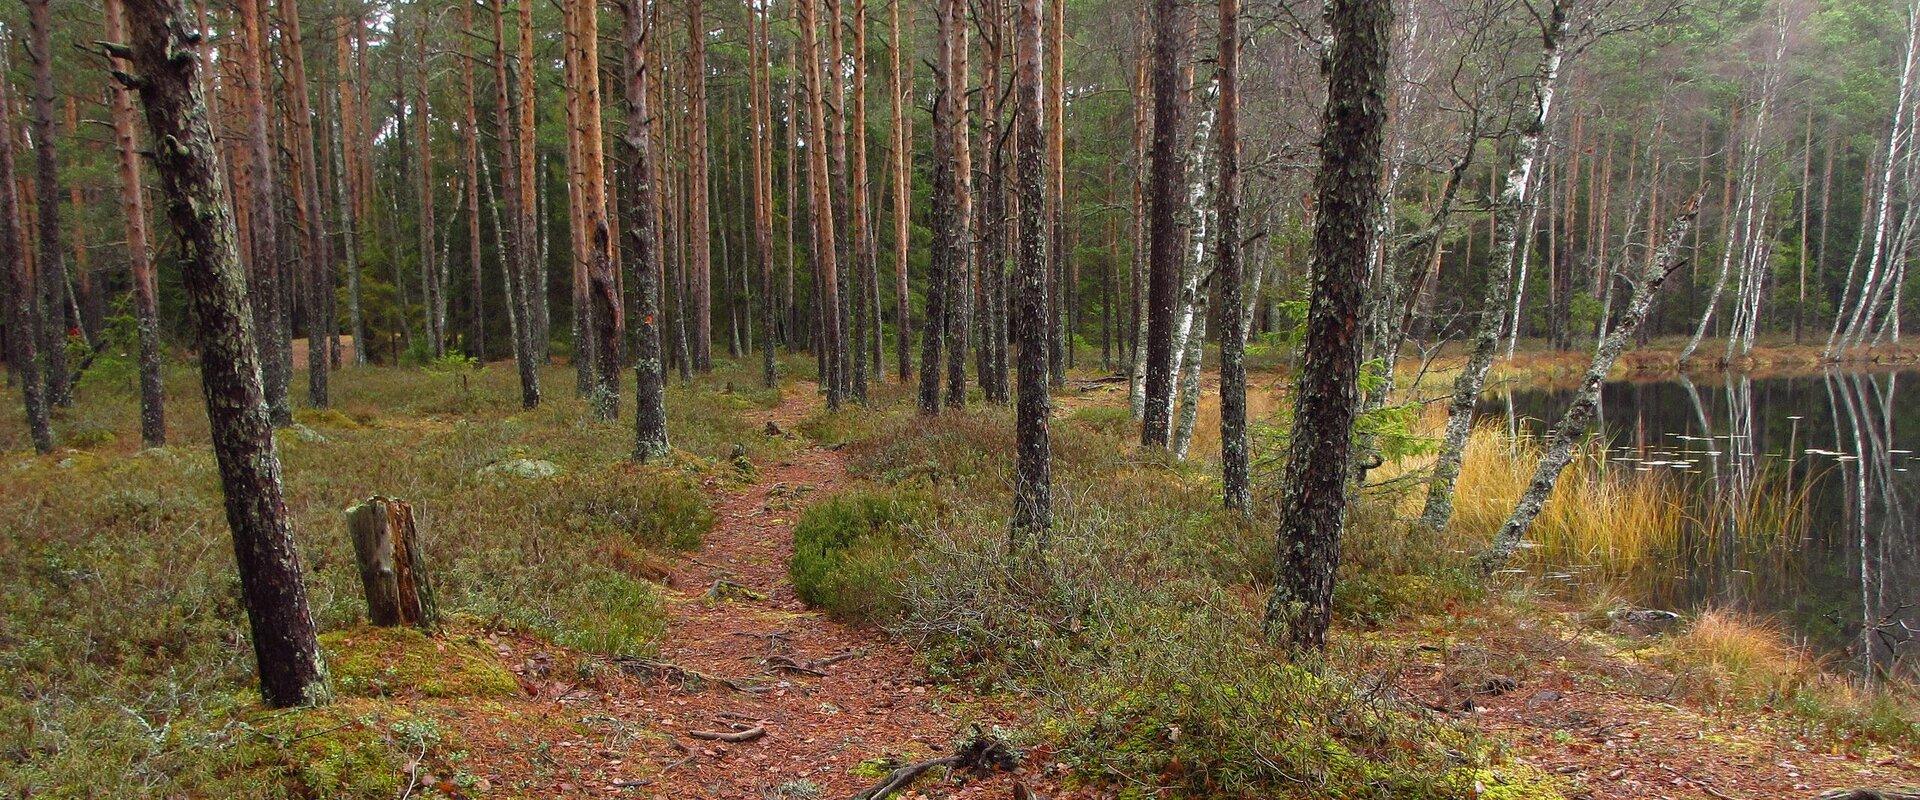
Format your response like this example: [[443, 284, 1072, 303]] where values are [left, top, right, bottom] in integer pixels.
[[346, 497, 439, 630], [800, 0, 846, 409], [1215, 0, 1246, 511], [1140, 0, 1184, 446], [1011, 0, 1053, 549], [891, 0, 914, 382], [25, 0, 72, 409], [106, 0, 167, 446], [518, 0, 547, 367], [1263, 0, 1390, 650], [124, 0, 331, 706], [0, 57, 51, 453]]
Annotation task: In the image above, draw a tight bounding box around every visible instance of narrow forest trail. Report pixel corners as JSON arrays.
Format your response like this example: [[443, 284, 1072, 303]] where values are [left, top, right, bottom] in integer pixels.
[[464, 382, 1053, 798]]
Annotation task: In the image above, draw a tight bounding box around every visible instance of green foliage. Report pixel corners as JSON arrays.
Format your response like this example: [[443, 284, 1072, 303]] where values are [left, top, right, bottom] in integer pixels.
[[789, 487, 931, 624]]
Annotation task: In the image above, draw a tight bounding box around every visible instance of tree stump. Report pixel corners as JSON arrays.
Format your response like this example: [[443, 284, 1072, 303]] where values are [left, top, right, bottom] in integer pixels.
[[345, 497, 438, 630]]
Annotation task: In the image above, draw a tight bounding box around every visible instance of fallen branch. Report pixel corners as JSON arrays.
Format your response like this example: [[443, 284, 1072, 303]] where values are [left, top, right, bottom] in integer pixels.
[[847, 727, 1019, 800], [616, 657, 766, 694], [687, 725, 766, 743]]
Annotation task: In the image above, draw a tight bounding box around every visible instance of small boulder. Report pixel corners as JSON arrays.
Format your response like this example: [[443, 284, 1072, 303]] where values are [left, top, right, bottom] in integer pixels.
[[1607, 606, 1682, 636]]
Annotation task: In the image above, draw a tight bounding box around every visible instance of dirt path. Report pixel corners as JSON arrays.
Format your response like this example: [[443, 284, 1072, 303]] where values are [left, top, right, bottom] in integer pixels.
[[464, 383, 1048, 798]]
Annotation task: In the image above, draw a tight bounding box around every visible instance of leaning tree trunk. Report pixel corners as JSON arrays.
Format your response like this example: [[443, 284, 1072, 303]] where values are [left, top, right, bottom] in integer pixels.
[[0, 62, 51, 453], [1480, 200, 1700, 573], [1263, 0, 1390, 651], [25, 0, 72, 409], [122, 0, 331, 707], [1419, 0, 1569, 534], [1010, 0, 1054, 551], [105, 0, 166, 447]]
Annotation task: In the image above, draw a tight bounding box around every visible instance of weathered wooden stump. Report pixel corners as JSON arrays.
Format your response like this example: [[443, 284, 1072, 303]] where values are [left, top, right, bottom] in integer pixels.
[[345, 497, 438, 630]]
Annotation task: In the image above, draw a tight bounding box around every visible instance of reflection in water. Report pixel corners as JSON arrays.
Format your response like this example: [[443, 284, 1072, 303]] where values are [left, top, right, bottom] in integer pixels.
[[1487, 370, 1920, 683]]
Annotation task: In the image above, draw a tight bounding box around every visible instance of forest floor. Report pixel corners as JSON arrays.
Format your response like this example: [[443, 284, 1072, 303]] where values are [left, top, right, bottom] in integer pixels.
[[445, 382, 1066, 798], [434, 377, 1915, 800]]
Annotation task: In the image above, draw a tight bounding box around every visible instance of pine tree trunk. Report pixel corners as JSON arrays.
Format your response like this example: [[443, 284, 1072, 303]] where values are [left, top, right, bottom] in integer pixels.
[[462, 1, 486, 360], [493, 0, 541, 406], [0, 60, 51, 453], [918, 0, 956, 414], [25, 0, 72, 410], [124, 0, 331, 706], [518, 0, 547, 367], [1262, 0, 1390, 651], [943, 0, 972, 409], [1011, 0, 1053, 549], [1140, 0, 1185, 446], [1046, 0, 1068, 387], [105, 0, 167, 447], [279, 0, 333, 407], [237, 0, 290, 423], [891, 0, 914, 382], [617, 0, 670, 459], [686, 0, 713, 371], [336, 20, 369, 366], [800, 0, 846, 409], [850, 0, 875, 402], [752, 0, 779, 389], [1128, 20, 1150, 420], [1215, 0, 1247, 511]]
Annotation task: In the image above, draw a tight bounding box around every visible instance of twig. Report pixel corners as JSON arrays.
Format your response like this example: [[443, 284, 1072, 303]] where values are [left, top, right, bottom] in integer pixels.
[[687, 725, 766, 743], [850, 754, 964, 800]]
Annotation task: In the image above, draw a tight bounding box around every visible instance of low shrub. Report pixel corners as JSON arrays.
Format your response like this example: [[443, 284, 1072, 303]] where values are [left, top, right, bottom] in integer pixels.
[[790, 487, 930, 624]]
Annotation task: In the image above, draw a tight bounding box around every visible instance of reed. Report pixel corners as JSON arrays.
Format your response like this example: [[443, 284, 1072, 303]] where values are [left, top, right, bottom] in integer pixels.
[[1432, 424, 1812, 590]]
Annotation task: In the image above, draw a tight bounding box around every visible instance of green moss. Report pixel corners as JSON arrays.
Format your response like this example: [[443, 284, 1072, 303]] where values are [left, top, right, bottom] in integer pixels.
[[156, 699, 449, 799], [1438, 766, 1565, 800], [295, 407, 367, 430], [320, 625, 520, 699]]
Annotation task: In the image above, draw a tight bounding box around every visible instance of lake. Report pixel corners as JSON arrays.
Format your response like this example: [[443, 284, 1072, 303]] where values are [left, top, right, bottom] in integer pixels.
[[1484, 369, 1920, 683]]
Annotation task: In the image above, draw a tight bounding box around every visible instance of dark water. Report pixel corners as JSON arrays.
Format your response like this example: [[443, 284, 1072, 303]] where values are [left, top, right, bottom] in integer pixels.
[[1483, 370, 1920, 682]]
